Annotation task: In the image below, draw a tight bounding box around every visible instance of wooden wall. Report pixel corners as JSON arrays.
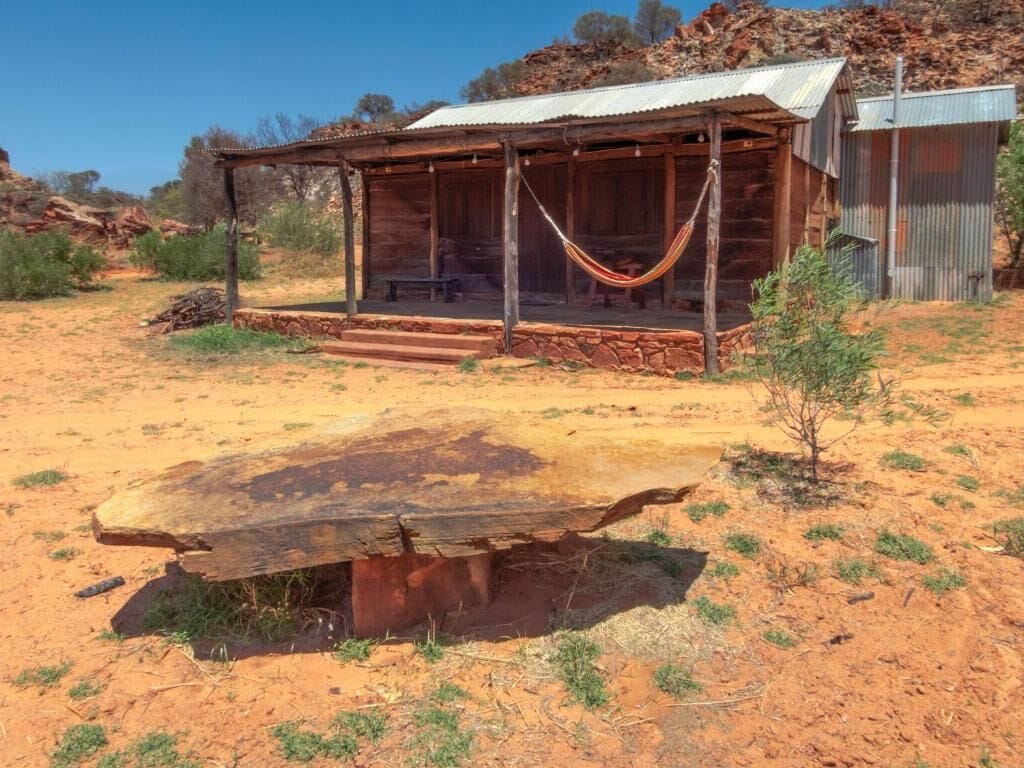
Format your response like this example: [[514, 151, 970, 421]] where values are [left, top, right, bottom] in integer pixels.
[[365, 145, 783, 303], [366, 174, 430, 286], [672, 147, 776, 302], [789, 155, 832, 253]]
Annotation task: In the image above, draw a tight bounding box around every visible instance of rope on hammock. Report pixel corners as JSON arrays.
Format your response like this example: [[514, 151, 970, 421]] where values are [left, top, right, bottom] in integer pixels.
[[520, 158, 719, 289]]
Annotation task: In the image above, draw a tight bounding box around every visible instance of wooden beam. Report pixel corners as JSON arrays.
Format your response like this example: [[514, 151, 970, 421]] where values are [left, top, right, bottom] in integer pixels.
[[361, 171, 371, 297], [565, 154, 576, 305], [719, 112, 780, 137], [803, 161, 811, 244], [429, 168, 439, 300], [502, 142, 520, 353], [223, 167, 239, 325], [338, 158, 357, 317], [703, 115, 722, 377], [662, 151, 677, 307], [772, 135, 792, 267]]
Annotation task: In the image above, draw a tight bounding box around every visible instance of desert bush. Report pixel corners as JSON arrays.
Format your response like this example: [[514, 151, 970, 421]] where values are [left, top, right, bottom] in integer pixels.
[[596, 61, 659, 86], [169, 326, 304, 355], [573, 10, 639, 47], [996, 122, 1024, 268], [553, 634, 609, 709], [461, 60, 530, 103], [0, 230, 104, 299], [749, 243, 942, 482], [260, 201, 343, 258], [634, 0, 682, 44], [131, 225, 259, 281], [993, 518, 1024, 557]]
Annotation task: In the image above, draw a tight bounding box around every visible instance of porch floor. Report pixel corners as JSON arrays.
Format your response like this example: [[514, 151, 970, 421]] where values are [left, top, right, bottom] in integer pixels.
[[261, 298, 750, 334]]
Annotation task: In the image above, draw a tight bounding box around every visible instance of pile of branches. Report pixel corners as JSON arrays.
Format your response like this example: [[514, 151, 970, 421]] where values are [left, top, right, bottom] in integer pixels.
[[146, 286, 226, 333]]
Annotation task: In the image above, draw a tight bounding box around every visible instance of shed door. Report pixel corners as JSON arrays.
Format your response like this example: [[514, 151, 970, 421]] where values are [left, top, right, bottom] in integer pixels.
[[518, 164, 567, 295]]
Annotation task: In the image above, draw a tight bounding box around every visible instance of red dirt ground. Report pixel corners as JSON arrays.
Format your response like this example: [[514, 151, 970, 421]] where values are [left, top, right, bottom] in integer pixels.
[[0, 277, 1021, 767]]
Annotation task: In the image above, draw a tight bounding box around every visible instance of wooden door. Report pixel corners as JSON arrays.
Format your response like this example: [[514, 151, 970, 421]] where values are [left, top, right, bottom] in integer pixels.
[[518, 163, 567, 295]]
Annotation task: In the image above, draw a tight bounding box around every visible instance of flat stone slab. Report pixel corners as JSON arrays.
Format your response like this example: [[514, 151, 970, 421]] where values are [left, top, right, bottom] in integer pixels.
[[94, 409, 721, 581]]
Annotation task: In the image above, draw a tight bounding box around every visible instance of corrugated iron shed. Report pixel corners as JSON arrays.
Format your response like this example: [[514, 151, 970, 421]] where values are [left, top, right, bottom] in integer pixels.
[[851, 85, 1018, 138], [409, 58, 857, 129]]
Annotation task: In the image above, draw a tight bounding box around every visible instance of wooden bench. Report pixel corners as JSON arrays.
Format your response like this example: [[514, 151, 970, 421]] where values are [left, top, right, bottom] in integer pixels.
[[383, 275, 459, 303]]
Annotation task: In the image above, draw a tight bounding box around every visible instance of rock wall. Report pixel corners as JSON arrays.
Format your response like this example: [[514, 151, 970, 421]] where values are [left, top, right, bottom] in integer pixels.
[[234, 308, 750, 375]]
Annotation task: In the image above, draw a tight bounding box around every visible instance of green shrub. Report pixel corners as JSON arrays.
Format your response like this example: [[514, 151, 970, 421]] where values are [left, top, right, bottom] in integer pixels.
[[692, 595, 736, 626], [875, 531, 933, 564], [834, 557, 880, 585], [169, 325, 303, 355], [553, 634, 609, 710], [260, 201, 343, 258], [724, 532, 761, 558], [15, 660, 73, 689], [955, 474, 980, 492], [881, 450, 926, 471], [52, 723, 107, 767], [334, 638, 373, 663], [762, 629, 797, 649], [0, 230, 104, 299], [749, 244, 898, 482], [131, 225, 259, 281], [645, 529, 672, 547], [96, 731, 198, 768], [709, 561, 740, 580], [14, 468, 67, 488], [804, 523, 844, 542], [653, 663, 701, 699], [686, 500, 729, 522], [922, 568, 967, 596]]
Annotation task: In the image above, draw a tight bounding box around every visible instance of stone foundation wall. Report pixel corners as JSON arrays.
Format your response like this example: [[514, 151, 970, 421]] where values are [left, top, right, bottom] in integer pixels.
[[235, 308, 750, 375]]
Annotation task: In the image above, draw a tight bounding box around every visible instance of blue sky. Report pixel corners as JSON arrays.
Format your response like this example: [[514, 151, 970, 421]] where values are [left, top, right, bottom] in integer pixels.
[[2, 0, 826, 195]]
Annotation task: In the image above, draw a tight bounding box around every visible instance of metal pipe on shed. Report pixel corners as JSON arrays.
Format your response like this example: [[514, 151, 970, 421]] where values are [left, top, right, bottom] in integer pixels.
[[885, 56, 903, 297]]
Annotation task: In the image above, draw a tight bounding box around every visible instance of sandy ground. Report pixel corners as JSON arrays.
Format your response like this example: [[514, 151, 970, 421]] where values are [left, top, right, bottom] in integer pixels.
[[0, 274, 1022, 768]]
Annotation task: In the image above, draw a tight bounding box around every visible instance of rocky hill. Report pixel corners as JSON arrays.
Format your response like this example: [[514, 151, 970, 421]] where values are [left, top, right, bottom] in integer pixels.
[[0, 150, 191, 249], [505, 1, 1024, 100]]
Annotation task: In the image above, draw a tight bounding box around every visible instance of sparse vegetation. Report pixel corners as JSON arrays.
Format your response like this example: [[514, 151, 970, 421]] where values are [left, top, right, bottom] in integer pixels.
[[686, 500, 729, 522], [952, 392, 976, 407], [724, 532, 761, 558], [992, 518, 1024, 557], [270, 721, 357, 762], [922, 568, 967, 596], [804, 523, 844, 541], [653, 663, 701, 699], [834, 558, 881, 585], [692, 595, 736, 626], [762, 629, 797, 649], [334, 637, 373, 663], [875, 531, 933, 564], [95, 731, 198, 768], [456, 357, 479, 374], [68, 678, 104, 700], [51, 723, 108, 768], [142, 569, 325, 644], [709, 561, 740, 580], [644, 528, 672, 547], [15, 660, 73, 689], [553, 634, 609, 709], [881, 450, 926, 471], [50, 547, 81, 561], [14, 469, 67, 488], [260, 200, 344, 258], [130, 225, 259, 281], [169, 325, 305, 355], [408, 702, 473, 768], [415, 635, 446, 664], [955, 474, 980, 492], [0, 230, 105, 300], [766, 559, 818, 591]]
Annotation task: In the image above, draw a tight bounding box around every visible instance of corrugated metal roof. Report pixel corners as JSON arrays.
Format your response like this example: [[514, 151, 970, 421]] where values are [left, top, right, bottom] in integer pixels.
[[850, 85, 1018, 134], [408, 58, 854, 130]]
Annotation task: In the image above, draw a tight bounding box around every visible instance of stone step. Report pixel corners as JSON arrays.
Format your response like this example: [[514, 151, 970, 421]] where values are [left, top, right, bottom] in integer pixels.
[[341, 328, 497, 356], [321, 340, 483, 365]]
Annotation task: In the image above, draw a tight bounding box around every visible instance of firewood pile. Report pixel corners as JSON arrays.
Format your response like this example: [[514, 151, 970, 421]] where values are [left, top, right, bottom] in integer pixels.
[[145, 287, 226, 333]]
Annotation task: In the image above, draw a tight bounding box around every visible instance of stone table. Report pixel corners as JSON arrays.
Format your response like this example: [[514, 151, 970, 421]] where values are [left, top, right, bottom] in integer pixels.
[[94, 409, 721, 635]]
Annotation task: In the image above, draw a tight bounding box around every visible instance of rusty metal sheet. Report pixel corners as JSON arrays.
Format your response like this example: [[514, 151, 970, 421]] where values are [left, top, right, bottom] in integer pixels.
[[94, 409, 721, 580]]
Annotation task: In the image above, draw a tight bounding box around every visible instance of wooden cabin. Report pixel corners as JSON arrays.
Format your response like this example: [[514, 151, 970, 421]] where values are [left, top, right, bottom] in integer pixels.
[[214, 58, 858, 375]]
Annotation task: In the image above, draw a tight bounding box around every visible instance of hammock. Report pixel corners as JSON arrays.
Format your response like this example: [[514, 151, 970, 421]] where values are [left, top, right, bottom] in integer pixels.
[[520, 158, 718, 289]]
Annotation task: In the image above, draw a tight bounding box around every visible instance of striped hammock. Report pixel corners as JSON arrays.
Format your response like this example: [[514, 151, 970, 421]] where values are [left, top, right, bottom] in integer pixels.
[[521, 158, 718, 289]]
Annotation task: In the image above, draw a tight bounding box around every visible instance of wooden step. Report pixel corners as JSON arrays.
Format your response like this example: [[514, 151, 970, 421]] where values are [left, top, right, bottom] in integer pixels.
[[340, 329, 497, 356], [321, 340, 483, 365]]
